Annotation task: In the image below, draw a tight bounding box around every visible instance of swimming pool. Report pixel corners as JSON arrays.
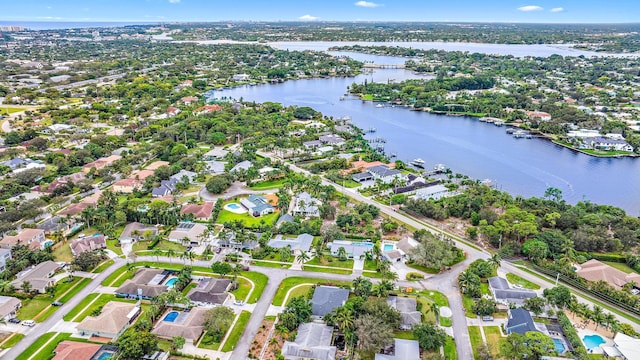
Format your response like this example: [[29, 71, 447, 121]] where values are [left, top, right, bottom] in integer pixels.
[[96, 352, 114, 360], [43, 240, 54, 248], [582, 334, 605, 351], [163, 311, 179, 322], [165, 277, 178, 287], [352, 242, 374, 247], [552, 338, 565, 353], [383, 244, 394, 252], [228, 203, 240, 209]]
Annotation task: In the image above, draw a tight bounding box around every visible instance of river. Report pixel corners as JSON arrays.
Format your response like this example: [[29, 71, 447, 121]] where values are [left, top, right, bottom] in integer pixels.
[[213, 47, 640, 215]]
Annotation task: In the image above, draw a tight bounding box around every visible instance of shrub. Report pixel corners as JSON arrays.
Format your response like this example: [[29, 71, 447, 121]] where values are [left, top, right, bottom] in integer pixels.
[[406, 272, 425, 280]]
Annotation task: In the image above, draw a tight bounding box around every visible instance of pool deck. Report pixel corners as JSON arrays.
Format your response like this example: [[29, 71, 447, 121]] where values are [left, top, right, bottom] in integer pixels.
[[224, 202, 247, 214], [577, 329, 613, 354]]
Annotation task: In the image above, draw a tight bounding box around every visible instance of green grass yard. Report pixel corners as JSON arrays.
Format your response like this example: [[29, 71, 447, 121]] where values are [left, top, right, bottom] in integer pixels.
[[468, 326, 484, 360], [285, 285, 313, 305], [221, 311, 251, 352], [231, 277, 251, 302], [484, 326, 505, 358], [216, 209, 279, 227], [305, 257, 354, 269], [249, 179, 286, 190], [462, 294, 477, 318], [301, 265, 352, 275], [240, 271, 268, 304], [506, 273, 541, 290], [16, 332, 71, 360], [52, 243, 74, 262], [0, 333, 24, 349], [603, 261, 639, 274], [272, 277, 351, 306]]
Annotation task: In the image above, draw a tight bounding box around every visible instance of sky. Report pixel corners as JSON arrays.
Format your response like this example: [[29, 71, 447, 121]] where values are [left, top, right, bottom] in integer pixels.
[[1, 0, 639, 24]]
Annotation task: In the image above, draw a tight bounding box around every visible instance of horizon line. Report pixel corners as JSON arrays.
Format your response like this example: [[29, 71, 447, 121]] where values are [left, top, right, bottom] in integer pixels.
[[2, 20, 640, 25]]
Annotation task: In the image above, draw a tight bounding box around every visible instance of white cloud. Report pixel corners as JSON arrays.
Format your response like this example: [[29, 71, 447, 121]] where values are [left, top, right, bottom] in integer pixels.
[[550, 7, 565, 12], [517, 5, 544, 11], [299, 14, 319, 21], [168, 0, 181, 3], [355, 1, 383, 7]]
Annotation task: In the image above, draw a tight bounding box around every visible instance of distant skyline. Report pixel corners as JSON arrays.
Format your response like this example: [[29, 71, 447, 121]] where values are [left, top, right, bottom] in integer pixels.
[[1, 0, 640, 24]]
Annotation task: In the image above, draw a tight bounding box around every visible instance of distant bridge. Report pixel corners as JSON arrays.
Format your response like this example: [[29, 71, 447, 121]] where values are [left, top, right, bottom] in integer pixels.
[[362, 64, 406, 69]]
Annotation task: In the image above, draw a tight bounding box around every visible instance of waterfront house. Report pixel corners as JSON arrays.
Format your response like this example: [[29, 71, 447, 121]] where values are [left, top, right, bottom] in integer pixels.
[[10, 261, 59, 293], [414, 184, 451, 201], [240, 194, 275, 217], [505, 308, 539, 335], [180, 96, 199, 105], [187, 278, 231, 306], [375, 339, 420, 360], [368, 165, 404, 184], [312, 286, 349, 317], [0, 249, 11, 272], [193, 104, 222, 115], [318, 134, 345, 146], [526, 111, 552, 122], [0, 228, 46, 250], [77, 302, 140, 340], [291, 192, 320, 217], [180, 202, 214, 221], [281, 322, 336, 360], [70, 235, 106, 256], [0, 296, 21, 321], [576, 259, 640, 290], [584, 136, 633, 152], [115, 268, 170, 299], [303, 140, 323, 150], [232, 74, 250, 81], [168, 222, 208, 245]]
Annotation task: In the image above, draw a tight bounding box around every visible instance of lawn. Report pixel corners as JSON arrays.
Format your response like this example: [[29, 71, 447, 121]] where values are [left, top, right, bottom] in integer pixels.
[[506, 273, 541, 290], [0, 106, 27, 115], [305, 257, 354, 269], [101, 265, 135, 287], [362, 270, 384, 278], [301, 265, 352, 275], [216, 209, 279, 227], [480, 283, 490, 295], [419, 290, 449, 307], [134, 239, 185, 253], [393, 330, 417, 340], [440, 317, 453, 327], [106, 238, 123, 255], [17, 277, 90, 321], [92, 259, 115, 273], [272, 277, 351, 306], [484, 326, 505, 358], [231, 277, 252, 302], [16, 332, 71, 360], [52, 243, 74, 262], [240, 271, 268, 304], [249, 179, 286, 190], [63, 294, 136, 322], [406, 262, 439, 274], [198, 333, 221, 350], [444, 335, 457, 360], [416, 297, 436, 323], [462, 294, 477, 318], [285, 285, 313, 305], [253, 260, 291, 269], [0, 333, 24, 349], [603, 261, 639, 274], [221, 311, 251, 352], [63, 293, 99, 321], [363, 260, 378, 271], [468, 326, 484, 360]]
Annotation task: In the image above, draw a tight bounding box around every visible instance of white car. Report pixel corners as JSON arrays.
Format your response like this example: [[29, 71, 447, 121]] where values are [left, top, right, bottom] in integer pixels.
[[21, 320, 36, 327], [233, 300, 244, 306]]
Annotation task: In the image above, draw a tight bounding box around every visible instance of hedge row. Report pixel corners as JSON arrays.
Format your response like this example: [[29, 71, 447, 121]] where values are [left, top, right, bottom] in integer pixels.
[[557, 311, 588, 359]]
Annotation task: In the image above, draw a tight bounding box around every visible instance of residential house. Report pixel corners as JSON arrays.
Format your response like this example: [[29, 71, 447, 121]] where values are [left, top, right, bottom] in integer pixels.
[[396, 237, 419, 260], [311, 286, 349, 317], [10, 261, 60, 293], [112, 178, 142, 193], [281, 322, 336, 360], [232, 74, 250, 81], [193, 104, 222, 115], [13, 161, 45, 174], [152, 307, 208, 342], [583, 137, 633, 152], [230, 160, 252, 173], [387, 296, 422, 330], [414, 184, 451, 201], [203, 160, 225, 175], [276, 214, 295, 228], [119, 222, 158, 244], [0, 228, 46, 250], [203, 147, 228, 161], [488, 277, 537, 306], [240, 194, 275, 217], [576, 259, 640, 290], [187, 278, 231, 306], [217, 231, 259, 250], [166, 107, 181, 117], [0, 249, 11, 272], [267, 234, 313, 253], [115, 268, 170, 299], [2, 157, 32, 169], [59, 190, 102, 217], [152, 178, 178, 197], [505, 308, 539, 335], [82, 155, 122, 173], [180, 202, 214, 221], [52, 341, 102, 360], [76, 302, 140, 339], [170, 169, 197, 183], [375, 339, 420, 360], [168, 222, 208, 245], [603, 333, 640, 360], [328, 240, 373, 259], [0, 296, 21, 321], [180, 96, 199, 105], [318, 134, 345, 146], [526, 111, 552, 122], [145, 161, 171, 171], [368, 165, 405, 184], [70, 235, 106, 256], [291, 192, 320, 217], [303, 140, 323, 150]]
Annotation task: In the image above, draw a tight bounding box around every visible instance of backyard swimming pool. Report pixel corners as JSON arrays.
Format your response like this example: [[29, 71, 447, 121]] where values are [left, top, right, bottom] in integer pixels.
[[96, 352, 114, 360], [228, 203, 240, 209], [165, 277, 178, 287], [163, 311, 179, 322], [383, 244, 394, 252], [582, 334, 605, 351], [552, 338, 566, 353], [224, 202, 247, 214]]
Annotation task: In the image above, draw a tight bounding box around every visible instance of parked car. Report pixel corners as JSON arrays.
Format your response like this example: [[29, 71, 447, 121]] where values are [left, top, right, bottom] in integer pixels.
[[8, 318, 20, 324], [52, 301, 63, 306], [21, 320, 36, 327], [233, 300, 244, 306]]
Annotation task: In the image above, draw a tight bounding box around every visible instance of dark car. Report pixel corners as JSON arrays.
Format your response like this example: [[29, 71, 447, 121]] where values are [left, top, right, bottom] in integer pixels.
[[8, 318, 20, 324], [52, 301, 63, 306]]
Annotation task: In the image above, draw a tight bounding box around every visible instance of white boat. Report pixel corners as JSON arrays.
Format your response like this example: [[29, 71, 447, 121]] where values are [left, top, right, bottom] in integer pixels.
[[410, 158, 426, 168], [434, 164, 446, 173], [375, 104, 384, 108]]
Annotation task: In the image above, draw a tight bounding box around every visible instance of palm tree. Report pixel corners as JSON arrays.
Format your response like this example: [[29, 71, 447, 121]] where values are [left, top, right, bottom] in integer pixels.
[[382, 270, 398, 281], [336, 247, 348, 261], [430, 302, 440, 323], [167, 249, 176, 264], [333, 307, 355, 334], [603, 313, 617, 332], [153, 248, 163, 262], [592, 305, 604, 330], [296, 251, 310, 264], [488, 253, 501, 269]]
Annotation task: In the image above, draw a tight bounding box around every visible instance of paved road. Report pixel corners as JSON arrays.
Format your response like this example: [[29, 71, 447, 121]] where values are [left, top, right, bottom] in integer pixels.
[[1, 258, 126, 359], [198, 181, 274, 201]]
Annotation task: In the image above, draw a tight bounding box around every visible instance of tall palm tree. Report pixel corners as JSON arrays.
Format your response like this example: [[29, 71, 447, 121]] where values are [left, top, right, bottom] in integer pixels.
[[430, 302, 440, 323], [333, 307, 355, 334], [488, 253, 501, 269], [153, 248, 163, 262], [458, 270, 474, 294], [296, 251, 310, 264], [336, 247, 348, 261], [167, 249, 176, 264]]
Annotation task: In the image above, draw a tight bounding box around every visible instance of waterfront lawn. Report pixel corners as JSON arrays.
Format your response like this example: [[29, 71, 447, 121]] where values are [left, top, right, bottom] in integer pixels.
[[603, 261, 639, 274], [506, 273, 541, 290], [241, 271, 268, 304], [301, 265, 352, 275], [221, 311, 251, 352], [484, 326, 505, 358], [468, 326, 484, 360], [0, 333, 24, 349], [16, 332, 71, 360], [216, 209, 278, 228], [305, 257, 354, 269], [272, 277, 351, 306]]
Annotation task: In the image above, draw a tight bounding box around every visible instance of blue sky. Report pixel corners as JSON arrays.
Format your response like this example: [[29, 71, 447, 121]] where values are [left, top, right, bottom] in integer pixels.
[[1, 0, 639, 23]]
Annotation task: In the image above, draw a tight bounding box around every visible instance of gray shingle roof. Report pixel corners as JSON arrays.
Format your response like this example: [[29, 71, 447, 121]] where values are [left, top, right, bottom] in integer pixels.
[[311, 286, 349, 317], [506, 308, 538, 335]]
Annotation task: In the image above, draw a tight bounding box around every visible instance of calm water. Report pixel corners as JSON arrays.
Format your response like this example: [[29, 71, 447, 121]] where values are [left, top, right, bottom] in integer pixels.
[[217, 64, 640, 215]]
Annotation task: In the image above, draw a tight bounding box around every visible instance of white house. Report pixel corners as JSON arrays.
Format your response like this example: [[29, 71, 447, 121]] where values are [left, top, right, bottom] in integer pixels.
[[291, 192, 320, 217], [584, 137, 633, 152], [414, 184, 451, 201], [367, 165, 405, 184]]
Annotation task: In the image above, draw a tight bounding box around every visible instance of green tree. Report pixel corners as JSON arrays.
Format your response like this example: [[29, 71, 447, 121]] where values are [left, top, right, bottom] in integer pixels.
[[543, 286, 572, 308], [352, 276, 373, 297], [205, 174, 233, 194], [525, 332, 556, 358], [116, 330, 159, 360], [413, 322, 447, 350], [500, 333, 531, 360], [472, 297, 497, 316], [523, 296, 546, 316], [211, 261, 233, 277], [282, 296, 312, 330], [522, 239, 548, 263], [203, 306, 235, 342]]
